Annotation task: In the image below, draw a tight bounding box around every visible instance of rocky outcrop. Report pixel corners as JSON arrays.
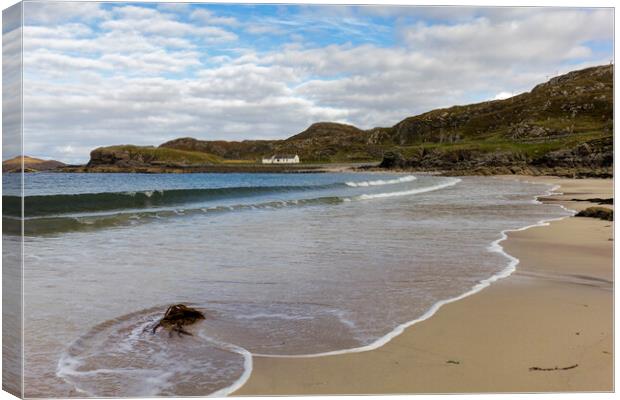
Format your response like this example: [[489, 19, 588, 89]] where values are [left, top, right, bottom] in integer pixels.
[[366, 128, 392, 145], [379, 148, 528, 171], [377, 135, 613, 178], [378, 151, 406, 169], [86, 145, 222, 171], [391, 112, 467, 145], [531, 137, 613, 169], [576, 207, 613, 221], [88, 147, 151, 168]]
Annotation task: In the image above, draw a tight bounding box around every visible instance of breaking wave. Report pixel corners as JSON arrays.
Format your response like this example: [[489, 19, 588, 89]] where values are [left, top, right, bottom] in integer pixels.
[[4, 184, 340, 218], [354, 178, 461, 200], [345, 175, 417, 187], [7, 175, 461, 235]]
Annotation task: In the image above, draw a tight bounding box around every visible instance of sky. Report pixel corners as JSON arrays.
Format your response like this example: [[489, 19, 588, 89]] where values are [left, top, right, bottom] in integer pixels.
[[2, 2, 615, 163]]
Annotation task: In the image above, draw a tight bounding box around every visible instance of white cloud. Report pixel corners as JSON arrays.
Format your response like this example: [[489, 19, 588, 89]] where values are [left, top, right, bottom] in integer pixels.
[[191, 9, 240, 27], [245, 24, 284, 35], [157, 3, 191, 13], [2, 22, 22, 160], [24, 2, 110, 24], [101, 8, 238, 43], [493, 91, 513, 100], [401, 9, 613, 66], [28, 48, 114, 70]]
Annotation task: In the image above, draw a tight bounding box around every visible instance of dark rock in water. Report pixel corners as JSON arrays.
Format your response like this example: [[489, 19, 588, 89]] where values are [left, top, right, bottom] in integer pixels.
[[152, 304, 206, 337], [575, 207, 613, 221]]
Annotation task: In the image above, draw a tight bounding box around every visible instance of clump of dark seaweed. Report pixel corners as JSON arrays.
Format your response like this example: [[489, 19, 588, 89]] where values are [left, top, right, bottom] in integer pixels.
[[529, 364, 578, 372], [152, 304, 206, 337]]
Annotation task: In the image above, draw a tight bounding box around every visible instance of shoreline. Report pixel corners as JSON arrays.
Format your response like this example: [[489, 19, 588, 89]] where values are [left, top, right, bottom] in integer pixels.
[[237, 180, 566, 361], [234, 176, 613, 395], [50, 162, 377, 174]]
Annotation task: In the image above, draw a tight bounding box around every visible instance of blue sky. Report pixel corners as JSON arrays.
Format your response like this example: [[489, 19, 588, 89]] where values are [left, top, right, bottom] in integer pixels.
[[2, 2, 614, 163]]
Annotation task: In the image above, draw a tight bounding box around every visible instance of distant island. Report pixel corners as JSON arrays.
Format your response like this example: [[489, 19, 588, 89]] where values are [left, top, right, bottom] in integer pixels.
[[20, 64, 616, 177], [2, 156, 66, 173]]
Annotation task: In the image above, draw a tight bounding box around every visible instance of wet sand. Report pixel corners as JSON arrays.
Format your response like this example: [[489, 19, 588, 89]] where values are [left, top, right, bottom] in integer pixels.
[[235, 176, 613, 395]]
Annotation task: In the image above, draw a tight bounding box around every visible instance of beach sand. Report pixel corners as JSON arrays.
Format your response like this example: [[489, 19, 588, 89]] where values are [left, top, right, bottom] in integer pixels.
[[235, 176, 613, 395]]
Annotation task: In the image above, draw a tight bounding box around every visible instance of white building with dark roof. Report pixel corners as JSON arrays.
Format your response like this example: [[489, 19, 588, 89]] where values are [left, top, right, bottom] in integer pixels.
[[261, 154, 300, 164]]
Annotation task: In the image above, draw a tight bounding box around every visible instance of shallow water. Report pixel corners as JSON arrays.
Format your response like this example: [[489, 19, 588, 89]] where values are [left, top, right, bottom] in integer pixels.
[[4, 172, 571, 397]]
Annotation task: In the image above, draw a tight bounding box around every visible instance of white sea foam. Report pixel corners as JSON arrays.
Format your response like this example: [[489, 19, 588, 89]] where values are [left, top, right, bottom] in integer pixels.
[[57, 316, 252, 398], [345, 175, 417, 187], [353, 177, 461, 200], [200, 333, 253, 398], [56, 352, 95, 397]]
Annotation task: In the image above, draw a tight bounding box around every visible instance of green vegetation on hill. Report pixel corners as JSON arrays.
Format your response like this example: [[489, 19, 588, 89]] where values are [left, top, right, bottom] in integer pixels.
[[98, 145, 223, 165], [83, 145, 226, 172], [381, 65, 612, 149]]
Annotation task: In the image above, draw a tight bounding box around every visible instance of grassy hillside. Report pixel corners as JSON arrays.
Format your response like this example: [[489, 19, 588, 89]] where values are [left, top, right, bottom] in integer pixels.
[[88, 145, 223, 168], [383, 65, 612, 146], [159, 138, 274, 161]]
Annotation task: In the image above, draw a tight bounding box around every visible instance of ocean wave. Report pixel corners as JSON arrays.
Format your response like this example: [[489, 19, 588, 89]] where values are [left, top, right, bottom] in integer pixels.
[[353, 178, 461, 200], [345, 175, 416, 187], [12, 178, 464, 235], [3, 184, 339, 218], [18, 196, 345, 235]]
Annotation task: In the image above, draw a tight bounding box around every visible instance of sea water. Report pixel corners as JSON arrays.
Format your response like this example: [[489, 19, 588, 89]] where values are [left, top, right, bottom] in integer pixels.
[[2, 172, 571, 397]]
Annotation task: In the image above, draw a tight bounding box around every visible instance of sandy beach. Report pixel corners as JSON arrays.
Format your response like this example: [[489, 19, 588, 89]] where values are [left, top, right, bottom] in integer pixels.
[[235, 176, 613, 395]]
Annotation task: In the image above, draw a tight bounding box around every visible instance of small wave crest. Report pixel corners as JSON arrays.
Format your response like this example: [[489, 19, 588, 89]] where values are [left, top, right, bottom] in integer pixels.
[[345, 175, 416, 187], [353, 178, 461, 200]]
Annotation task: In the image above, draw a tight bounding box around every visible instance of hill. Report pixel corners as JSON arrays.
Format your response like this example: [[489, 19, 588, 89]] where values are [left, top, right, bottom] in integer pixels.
[[385, 65, 612, 146], [159, 122, 377, 162], [2, 156, 66, 173], [78, 145, 222, 172], [82, 64, 613, 175], [159, 138, 274, 160], [375, 64, 612, 176], [75, 144, 325, 173]]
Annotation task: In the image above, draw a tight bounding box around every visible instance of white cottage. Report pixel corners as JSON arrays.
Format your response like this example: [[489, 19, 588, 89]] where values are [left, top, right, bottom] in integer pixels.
[[261, 154, 300, 164]]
